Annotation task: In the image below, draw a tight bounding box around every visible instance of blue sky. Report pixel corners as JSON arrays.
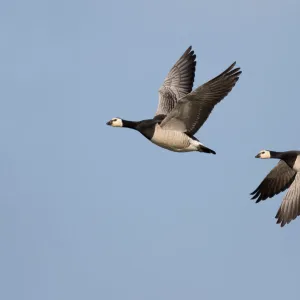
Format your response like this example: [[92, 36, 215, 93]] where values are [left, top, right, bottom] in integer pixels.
[[1, 0, 300, 299]]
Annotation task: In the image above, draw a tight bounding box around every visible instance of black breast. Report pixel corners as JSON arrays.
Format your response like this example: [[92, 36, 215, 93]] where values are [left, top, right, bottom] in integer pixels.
[[280, 151, 300, 168], [136, 119, 162, 140]]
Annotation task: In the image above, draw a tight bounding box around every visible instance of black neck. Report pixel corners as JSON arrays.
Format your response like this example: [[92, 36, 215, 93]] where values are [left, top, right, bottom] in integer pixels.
[[269, 151, 284, 159], [122, 120, 140, 129]]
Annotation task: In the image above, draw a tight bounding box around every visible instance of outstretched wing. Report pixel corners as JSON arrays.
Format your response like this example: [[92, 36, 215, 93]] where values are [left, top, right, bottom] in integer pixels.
[[275, 172, 300, 227], [160, 62, 241, 135], [156, 46, 196, 116], [251, 160, 296, 202]]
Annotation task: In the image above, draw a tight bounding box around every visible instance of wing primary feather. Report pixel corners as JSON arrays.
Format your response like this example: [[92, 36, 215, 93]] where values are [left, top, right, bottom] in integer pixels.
[[156, 46, 197, 116], [160, 61, 242, 134]]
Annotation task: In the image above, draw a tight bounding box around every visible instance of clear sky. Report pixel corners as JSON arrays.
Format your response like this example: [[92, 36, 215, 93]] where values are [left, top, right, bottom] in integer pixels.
[[1, 0, 300, 299]]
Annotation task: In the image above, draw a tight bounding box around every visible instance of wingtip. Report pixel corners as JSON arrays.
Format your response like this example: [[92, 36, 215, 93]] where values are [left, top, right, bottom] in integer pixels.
[[250, 186, 259, 195], [218, 61, 241, 77], [250, 193, 261, 201], [183, 46, 195, 58], [185, 46, 192, 53], [228, 61, 236, 69], [230, 62, 242, 74], [276, 219, 285, 227]]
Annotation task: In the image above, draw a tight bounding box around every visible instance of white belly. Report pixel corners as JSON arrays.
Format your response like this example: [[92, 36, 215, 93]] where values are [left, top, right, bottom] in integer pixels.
[[151, 140, 198, 152], [150, 126, 200, 152]]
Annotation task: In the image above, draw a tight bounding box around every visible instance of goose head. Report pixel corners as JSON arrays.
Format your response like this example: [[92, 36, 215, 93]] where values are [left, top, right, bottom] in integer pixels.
[[255, 150, 271, 159], [106, 118, 123, 127]]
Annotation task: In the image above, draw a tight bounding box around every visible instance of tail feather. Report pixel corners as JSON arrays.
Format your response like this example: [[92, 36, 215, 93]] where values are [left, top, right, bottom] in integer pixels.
[[198, 144, 216, 154]]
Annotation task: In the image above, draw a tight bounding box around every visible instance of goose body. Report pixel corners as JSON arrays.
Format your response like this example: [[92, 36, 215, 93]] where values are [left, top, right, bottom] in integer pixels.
[[106, 46, 241, 154], [150, 125, 204, 152], [251, 150, 300, 227]]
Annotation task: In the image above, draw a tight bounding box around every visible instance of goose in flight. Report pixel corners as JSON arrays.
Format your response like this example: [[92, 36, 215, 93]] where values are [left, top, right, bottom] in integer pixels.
[[106, 46, 241, 154], [251, 150, 300, 227]]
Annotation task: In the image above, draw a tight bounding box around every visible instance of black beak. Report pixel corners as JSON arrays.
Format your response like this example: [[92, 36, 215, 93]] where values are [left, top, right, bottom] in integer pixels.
[[255, 154, 260, 158], [106, 120, 112, 126]]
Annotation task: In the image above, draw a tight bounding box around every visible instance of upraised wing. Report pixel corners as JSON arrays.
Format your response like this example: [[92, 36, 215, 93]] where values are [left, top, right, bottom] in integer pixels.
[[156, 46, 196, 116], [160, 62, 241, 135]]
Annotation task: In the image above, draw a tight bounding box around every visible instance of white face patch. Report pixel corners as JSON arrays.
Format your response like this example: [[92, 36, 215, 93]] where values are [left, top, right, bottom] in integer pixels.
[[258, 150, 271, 159], [110, 118, 123, 127]]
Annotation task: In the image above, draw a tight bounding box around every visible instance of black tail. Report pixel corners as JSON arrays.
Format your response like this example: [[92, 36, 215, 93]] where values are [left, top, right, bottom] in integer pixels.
[[198, 145, 216, 155]]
